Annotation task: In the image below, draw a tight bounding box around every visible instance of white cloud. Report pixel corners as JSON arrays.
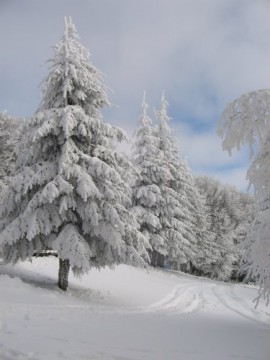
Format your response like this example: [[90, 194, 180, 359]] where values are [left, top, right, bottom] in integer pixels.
[[0, 0, 269, 190], [210, 167, 250, 192], [173, 122, 249, 170]]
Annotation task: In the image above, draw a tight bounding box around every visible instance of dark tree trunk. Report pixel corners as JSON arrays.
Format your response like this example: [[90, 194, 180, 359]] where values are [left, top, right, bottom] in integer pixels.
[[150, 250, 158, 267], [58, 258, 70, 291], [156, 253, 164, 268], [150, 250, 164, 268]]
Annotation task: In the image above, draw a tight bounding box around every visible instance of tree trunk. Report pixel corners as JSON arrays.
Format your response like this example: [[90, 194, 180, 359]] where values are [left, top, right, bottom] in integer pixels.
[[156, 253, 164, 268], [58, 258, 70, 291], [150, 250, 158, 267], [150, 250, 164, 268]]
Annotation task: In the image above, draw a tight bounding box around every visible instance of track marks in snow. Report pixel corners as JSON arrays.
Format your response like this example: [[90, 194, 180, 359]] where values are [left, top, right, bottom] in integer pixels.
[[144, 281, 270, 326], [212, 285, 270, 326], [144, 282, 216, 314]]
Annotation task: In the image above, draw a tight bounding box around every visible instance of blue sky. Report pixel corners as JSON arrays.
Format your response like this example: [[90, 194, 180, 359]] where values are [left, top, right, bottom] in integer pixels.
[[1, 0, 270, 191]]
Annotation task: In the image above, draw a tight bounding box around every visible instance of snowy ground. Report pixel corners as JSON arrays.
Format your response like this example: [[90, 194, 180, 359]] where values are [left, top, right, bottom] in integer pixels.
[[0, 257, 269, 360]]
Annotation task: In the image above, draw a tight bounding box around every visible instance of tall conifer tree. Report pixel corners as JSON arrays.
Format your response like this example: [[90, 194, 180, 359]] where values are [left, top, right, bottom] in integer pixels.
[[0, 18, 148, 290], [133, 93, 207, 270], [132, 94, 164, 266], [155, 93, 206, 270]]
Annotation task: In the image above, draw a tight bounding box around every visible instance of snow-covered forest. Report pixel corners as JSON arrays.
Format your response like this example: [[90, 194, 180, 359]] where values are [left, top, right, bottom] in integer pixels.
[[0, 15, 269, 360], [0, 17, 257, 289]]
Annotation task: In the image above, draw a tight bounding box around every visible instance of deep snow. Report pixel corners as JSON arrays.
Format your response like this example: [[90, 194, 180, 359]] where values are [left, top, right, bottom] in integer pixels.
[[0, 257, 269, 360]]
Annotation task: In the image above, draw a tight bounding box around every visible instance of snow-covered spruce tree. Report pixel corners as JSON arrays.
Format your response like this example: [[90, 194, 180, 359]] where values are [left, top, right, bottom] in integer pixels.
[[217, 89, 270, 303], [195, 176, 253, 281], [153, 93, 207, 271], [0, 17, 148, 291], [132, 94, 164, 266]]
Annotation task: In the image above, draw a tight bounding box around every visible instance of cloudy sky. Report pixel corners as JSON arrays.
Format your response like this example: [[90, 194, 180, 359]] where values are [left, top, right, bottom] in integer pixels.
[[1, 0, 270, 190]]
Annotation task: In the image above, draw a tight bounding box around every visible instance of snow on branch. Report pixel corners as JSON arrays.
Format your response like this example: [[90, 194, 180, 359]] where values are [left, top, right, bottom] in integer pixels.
[[217, 89, 270, 157]]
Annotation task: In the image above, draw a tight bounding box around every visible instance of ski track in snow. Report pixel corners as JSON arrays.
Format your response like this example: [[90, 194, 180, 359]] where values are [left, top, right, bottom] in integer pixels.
[[212, 284, 270, 326], [143, 282, 206, 313], [142, 281, 270, 326]]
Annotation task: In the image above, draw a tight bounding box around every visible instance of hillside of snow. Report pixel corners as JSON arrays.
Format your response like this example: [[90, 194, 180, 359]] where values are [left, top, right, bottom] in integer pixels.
[[0, 257, 270, 360]]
